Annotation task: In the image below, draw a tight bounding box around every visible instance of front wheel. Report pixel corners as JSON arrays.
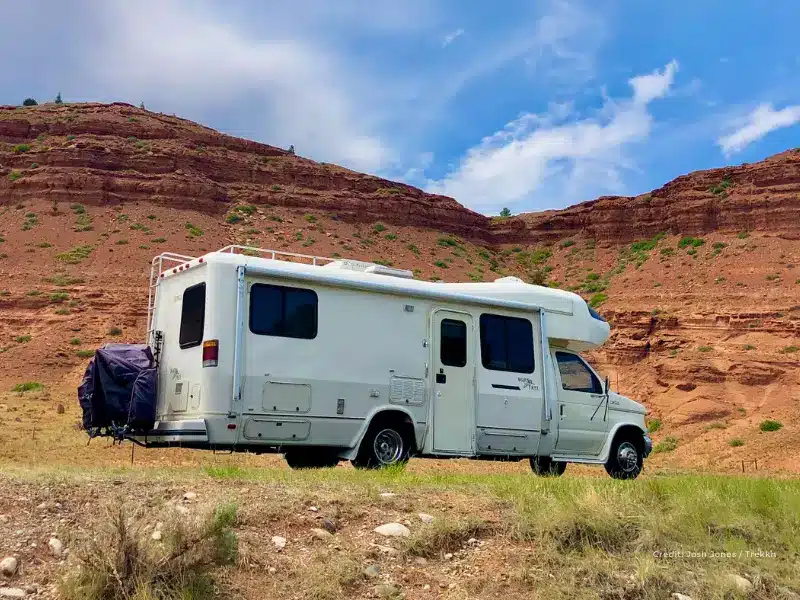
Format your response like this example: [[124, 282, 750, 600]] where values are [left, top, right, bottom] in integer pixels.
[[530, 456, 567, 476], [604, 436, 643, 479], [352, 424, 410, 469]]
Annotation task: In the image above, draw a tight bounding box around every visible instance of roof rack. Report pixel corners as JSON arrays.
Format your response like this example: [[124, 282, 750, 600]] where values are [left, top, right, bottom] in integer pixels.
[[218, 245, 339, 266]]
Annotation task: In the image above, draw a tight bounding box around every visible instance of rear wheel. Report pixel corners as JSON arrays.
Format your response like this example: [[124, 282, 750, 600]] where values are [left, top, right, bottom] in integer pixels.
[[284, 449, 340, 470], [530, 456, 567, 476], [604, 434, 643, 479], [352, 423, 410, 469]]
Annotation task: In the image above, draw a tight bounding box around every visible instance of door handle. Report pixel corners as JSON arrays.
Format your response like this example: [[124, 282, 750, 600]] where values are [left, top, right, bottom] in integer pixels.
[[560, 404, 564, 418]]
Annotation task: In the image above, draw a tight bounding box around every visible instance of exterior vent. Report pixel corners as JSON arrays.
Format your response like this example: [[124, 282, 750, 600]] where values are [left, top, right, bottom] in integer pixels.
[[493, 276, 526, 284], [322, 260, 413, 279]]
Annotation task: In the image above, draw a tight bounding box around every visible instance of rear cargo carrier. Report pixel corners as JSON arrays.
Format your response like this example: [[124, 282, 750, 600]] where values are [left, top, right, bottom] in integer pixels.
[[77, 344, 158, 440]]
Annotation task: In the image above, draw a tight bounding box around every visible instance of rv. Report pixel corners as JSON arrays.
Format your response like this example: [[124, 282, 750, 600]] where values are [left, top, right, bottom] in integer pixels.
[[137, 245, 652, 479]]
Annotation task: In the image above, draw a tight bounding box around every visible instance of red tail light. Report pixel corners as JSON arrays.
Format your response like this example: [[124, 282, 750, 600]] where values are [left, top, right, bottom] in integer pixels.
[[202, 339, 219, 367]]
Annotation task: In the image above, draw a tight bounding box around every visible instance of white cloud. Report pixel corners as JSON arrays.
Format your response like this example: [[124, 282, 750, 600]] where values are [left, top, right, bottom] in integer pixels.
[[442, 28, 464, 47], [717, 103, 800, 155], [426, 61, 678, 213]]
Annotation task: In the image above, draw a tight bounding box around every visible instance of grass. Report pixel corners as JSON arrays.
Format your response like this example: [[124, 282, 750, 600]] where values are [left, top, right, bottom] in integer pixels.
[[46, 274, 85, 286], [151, 237, 167, 243], [384, 233, 397, 241], [766, 273, 780, 281], [652, 436, 679, 453], [114, 239, 129, 245], [12, 143, 30, 153], [373, 223, 387, 233], [226, 213, 243, 224], [744, 344, 756, 351], [14, 335, 32, 343], [185, 223, 204, 238], [373, 259, 393, 267], [589, 293, 607, 307], [709, 178, 732, 196], [108, 327, 123, 336], [737, 231, 750, 239], [12, 381, 43, 392], [729, 438, 745, 447], [61, 502, 237, 600], [75, 349, 95, 358], [646, 418, 662, 433], [70, 338, 82, 345], [698, 346, 713, 352], [677, 236, 705, 249], [49, 292, 69, 303], [759, 420, 783, 432], [56, 245, 93, 264], [8, 170, 23, 182], [129, 223, 150, 232], [304, 214, 317, 223], [780, 345, 799, 354], [437, 236, 460, 247], [434, 260, 448, 269], [407, 243, 420, 255]]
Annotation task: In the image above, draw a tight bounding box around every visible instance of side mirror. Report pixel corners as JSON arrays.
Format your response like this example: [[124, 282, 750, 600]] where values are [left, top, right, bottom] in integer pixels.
[[604, 375, 610, 395]]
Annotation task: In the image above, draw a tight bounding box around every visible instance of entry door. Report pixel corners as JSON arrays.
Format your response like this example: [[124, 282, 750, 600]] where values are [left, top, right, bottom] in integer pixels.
[[552, 350, 609, 455], [432, 310, 475, 453]]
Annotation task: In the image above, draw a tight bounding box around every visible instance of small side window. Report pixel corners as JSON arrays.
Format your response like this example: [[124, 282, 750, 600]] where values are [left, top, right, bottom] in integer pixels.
[[179, 283, 206, 349], [555, 352, 602, 394], [440, 319, 467, 367]]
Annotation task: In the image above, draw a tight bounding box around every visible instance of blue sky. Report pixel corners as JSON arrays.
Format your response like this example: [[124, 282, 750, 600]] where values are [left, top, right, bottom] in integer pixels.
[[3, 1, 800, 215]]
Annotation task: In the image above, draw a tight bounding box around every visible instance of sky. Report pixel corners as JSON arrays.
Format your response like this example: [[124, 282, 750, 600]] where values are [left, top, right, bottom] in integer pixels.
[[3, 1, 800, 216]]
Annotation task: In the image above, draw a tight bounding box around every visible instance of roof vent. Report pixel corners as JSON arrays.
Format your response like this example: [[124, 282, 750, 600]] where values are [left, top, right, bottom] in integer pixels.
[[493, 276, 526, 284], [322, 260, 414, 279]]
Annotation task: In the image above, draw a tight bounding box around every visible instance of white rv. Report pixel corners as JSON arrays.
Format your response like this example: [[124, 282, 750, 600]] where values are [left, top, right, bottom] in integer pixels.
[[140, 246, 652, 479]]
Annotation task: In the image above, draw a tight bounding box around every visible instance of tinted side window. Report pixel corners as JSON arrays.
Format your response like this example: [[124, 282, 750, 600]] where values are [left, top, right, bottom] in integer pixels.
[[179, 283, 206, 349], [440, 319, 467, 367], [479, 314, 534, 373], [250, 284, 318, 339], [555, 352, 602, 393]]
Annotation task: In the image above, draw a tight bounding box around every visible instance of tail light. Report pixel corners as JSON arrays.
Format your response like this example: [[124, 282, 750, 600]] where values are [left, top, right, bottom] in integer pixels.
[[202, 339, 219, 367]]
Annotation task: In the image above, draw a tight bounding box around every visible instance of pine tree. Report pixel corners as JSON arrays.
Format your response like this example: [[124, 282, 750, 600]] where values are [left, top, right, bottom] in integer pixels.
[[54, 93, 63, 104], [500, 207, 511, 217], [22, 98, 38, 106]]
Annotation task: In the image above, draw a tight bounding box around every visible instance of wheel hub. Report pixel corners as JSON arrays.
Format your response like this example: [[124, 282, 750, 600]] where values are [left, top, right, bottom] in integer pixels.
[[373, 429, 404, 465], [618, 442, 638, 472]]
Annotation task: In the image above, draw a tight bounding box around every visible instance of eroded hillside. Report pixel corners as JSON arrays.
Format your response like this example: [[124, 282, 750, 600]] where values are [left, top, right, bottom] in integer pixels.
[[0, 102, 798, 473]]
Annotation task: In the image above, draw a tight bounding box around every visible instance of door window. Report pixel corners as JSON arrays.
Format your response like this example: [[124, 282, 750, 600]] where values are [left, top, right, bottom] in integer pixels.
[[479, 314, 534, 373], [440, 318, 467, 367], [555, 352, 602, 394]]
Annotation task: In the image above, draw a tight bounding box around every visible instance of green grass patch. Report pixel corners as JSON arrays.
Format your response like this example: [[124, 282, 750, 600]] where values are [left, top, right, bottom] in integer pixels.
[[70, 338, 81, 345], [407, 243, 420, 255], [185, 223, 203, 238], [698, 346, 713, 352], [14, 335, 32, 343], [652, 436, 678, 454], [108, 327, 123, 336], [780, 345, 799, 354], [49, 292, 69, 303], [709, 178, 732, 196], [12, 381, 43, 392], [646, 418, 662, 433], [589, 293, 607, 307], [56, 245, 93, 264], [373, 223, 387, 233], [729, 439, 744, 447], [75, 349, 95, 358], [678, 236, 705, 249], [225, 213, 243, 224], [12, 143, 31, 154], [759, 420, 783, 432], [434, 260, 448, 269], [385, 233, 397, 241]]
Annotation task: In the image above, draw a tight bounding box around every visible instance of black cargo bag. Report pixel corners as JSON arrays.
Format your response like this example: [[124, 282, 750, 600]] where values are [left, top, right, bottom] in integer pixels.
[[77, 344, 158, 437]]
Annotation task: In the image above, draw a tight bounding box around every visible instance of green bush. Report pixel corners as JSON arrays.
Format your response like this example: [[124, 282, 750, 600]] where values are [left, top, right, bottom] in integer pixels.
[[438, 236, 459, 247], [653, 436, 678, 454], [407, 243, 420, 255], [678, 236, 705, 249], [12, 381, 43, 392], [434, 260, 448, 269], [225, 213, 243, 224], [151, 237, 167, 243], [499, 208, 511, 217], [8, 170, 23, 182], [780, 346, 799, 354], [373, 223, 387, 233], [75, 349, 95, 358], [304, 214, 317, 223], [759, 420, 783, 432], [698, 346, 713, 352], [12, 144, 31, 154], [14, 335, 32, 343], [561, 240, 576, 248], [385, 233, 397, 241], [70, 338, 81, 345], [729, 439, 744, 447], [737, 231, 749, 239], [185, 223, 203, 237], [646, 418, 662, 433], [589, 293, 607, 307], [22, 98, 38, 106], [56, 245, 93, 264], [108, 327, 123, 336]]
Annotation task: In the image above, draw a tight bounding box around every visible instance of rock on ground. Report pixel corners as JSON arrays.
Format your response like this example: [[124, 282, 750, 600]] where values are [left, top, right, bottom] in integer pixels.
[[362, 564, 381, 579], [418, 513, 434, 524], [0, 557, 18, 577], [48, 538, 64, 558], [374, 523, 410, 537], [671, 594, 693, 600], [310, 528, 333, 541], [727, 574, 753, 593], [271, 536, 287, 550], [0, 589, 26, 599]]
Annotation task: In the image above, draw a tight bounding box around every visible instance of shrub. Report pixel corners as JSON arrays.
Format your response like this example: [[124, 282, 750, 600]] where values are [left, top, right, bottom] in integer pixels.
[[709, 178, 732, 195], [407, 243, 420, 255], [646, 418, 662, 433], [12, 144, 30, 154], [151, 237, 167, 243], [653, 436, 678, 454], [108, 326, 123, 336], [373, 223, 387, 233], [743, 344, 756, 351], [129, 223, 150, 232], [780, 346, 799, 354], [373, 259, 393, 267], [737, 231, 750, 239], [561, 240, 576, 248], [729, 438, 744, 447], [759, 420, 783, 432], [70, 338, 81, 345], [499, 207, 511, 217], [26, 290, 41, 296], [437, 236, 459, 247], [22, 98, 38, 106], [12, 381, 43, 392], [385, 233, 397, 241], [14, 335, 32, 343], [766, 274, 780, 281], [75, 350, 95, 358], [586, 272, 600, 281], [60, 503, 238, 600], [225, 213, 243, 224], [678, 236, 705, 249], [147, 214, 157, 220], [71, 203, 86, 214], [185, 223, 203, 237], [56, 245, 93, 264], [115, 239, 129, 245], [67, 135, 76, 141], [49, 292, 69, 303], [55, 308, 70, 315], [271, 184, 281, 192], [8, 170, 23, 182], [304, 214, 317, 223], [46, 274, 85, 286], [589, 293, 607, 307], [434, 260, 448, 269], [698, 345, 713, 352]]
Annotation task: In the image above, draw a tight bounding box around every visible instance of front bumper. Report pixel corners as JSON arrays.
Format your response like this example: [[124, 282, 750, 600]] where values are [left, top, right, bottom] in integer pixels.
[[643, 434, 653, 458]]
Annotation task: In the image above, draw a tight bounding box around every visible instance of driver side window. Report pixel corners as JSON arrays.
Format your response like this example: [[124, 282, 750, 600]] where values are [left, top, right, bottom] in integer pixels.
[[555, 352, 602, 394]]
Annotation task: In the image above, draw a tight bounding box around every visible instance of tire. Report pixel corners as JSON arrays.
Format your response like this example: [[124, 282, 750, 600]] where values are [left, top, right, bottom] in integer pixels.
[[530, 456, 567, 476], [604, 434, 643, 480], [284, 450, 340, 470], [352, 422, 410, 469]]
